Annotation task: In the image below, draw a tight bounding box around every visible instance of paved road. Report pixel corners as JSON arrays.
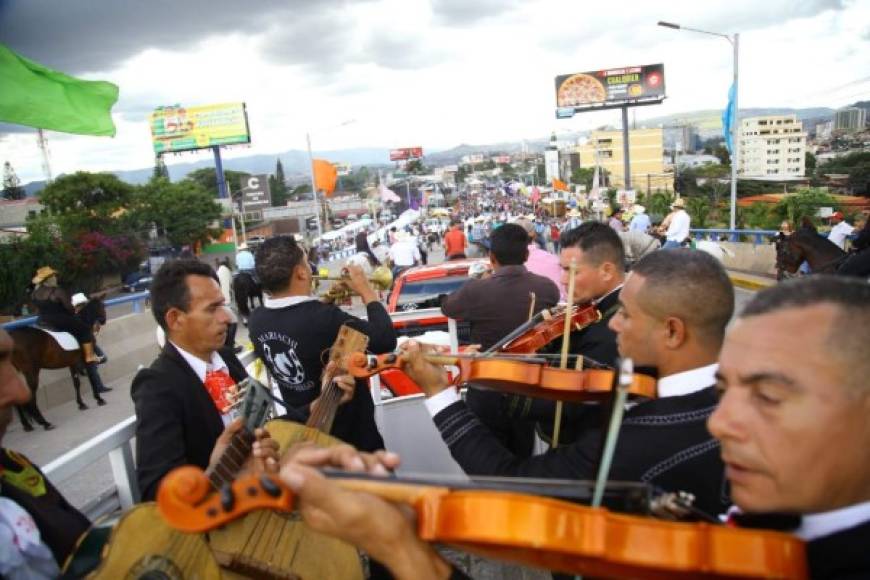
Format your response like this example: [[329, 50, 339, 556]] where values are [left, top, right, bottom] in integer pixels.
[[7, 246, 758, 511]]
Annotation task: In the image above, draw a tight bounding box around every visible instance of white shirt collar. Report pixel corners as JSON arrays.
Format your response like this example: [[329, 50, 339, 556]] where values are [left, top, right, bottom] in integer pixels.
[[170, 341, 228, 384], [657, 363, 718, 398], [796, 500, 870, 541], [263, 295, 319, 309], [593, 283, 624, 305]]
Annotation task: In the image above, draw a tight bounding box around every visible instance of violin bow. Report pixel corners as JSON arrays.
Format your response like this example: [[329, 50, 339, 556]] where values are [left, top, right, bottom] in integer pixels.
[[592, 358, 633, 508], [552, 258, 577, 448]]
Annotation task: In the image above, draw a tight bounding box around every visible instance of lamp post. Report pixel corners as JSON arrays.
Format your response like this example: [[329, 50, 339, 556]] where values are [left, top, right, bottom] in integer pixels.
[[658, 21, 739, 230], [308, 119, 357, 241]]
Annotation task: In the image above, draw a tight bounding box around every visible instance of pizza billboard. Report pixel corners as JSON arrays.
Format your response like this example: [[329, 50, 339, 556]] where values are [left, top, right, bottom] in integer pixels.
[[554, 64, 665, 115], [389, 147, 423, 161], [149, 102, 251, 154]]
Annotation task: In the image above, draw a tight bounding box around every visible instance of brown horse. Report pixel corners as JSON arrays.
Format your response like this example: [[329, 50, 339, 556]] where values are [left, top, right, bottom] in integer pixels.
[[775, 230, 870, 279], [9, 307, 109, 432]]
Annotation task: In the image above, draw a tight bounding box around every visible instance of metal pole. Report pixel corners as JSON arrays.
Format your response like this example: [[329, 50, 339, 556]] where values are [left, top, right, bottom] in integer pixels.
[[307, 132, 322, 240], [213, 146, 228, 198], [621, 106, 631, 190], [729, 33, 740, 230], [239, 194, 247, 243]]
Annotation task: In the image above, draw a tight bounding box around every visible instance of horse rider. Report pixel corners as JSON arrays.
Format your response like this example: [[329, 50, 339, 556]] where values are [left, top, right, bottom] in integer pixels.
[[30, 267, 100, 365], [71, 292, 107, 364], [235, 243, 257, 278]]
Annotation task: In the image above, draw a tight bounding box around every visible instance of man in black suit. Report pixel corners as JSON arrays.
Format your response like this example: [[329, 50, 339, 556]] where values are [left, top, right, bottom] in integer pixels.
[[132, 259, 290, 501], [709, 276, 870, 578]]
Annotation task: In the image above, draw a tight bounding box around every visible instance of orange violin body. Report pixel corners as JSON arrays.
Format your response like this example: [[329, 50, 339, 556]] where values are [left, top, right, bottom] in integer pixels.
[[499, 303, 601, 354], [158, 467, 808, 580], [347, 352, 658, 402]]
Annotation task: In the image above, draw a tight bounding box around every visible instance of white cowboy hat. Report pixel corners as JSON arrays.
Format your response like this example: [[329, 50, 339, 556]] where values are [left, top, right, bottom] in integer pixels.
[[632, 205, 646, 214], [671, 198, 686, 209], [32, 266, 58, 285], [71, 292, 89, 307], [238, 242, 249, 250]]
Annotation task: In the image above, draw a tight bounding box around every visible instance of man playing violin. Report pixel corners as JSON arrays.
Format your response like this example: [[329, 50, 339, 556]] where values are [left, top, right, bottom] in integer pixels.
[[709, 275, 870, 578]]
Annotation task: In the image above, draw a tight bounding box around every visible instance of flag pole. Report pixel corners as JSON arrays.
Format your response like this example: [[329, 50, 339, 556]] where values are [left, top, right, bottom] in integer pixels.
[[37, 129, 53, 183]]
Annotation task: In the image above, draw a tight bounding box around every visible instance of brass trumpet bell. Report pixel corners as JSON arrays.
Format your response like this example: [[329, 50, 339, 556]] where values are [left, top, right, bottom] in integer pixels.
[[317, 266, 393, 303]]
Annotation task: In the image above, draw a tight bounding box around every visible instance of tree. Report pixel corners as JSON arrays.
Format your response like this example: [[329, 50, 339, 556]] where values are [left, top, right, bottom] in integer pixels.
[[2, 161, 26, 200], [805, 151, 816, 173], [406, 159, 427, 175], [685, 196, 712, 229], [772, 188, 838, 227], [712, 145, 731, 166], [152, 156, 170, 181], [184, 167, 251, 197], [135, 178, 222, 247], [37, 171, 136, 236], [270, 159, 290, 207]]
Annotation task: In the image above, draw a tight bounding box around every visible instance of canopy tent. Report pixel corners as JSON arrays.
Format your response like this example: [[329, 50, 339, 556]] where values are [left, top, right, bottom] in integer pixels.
[[315, 218, 373, 242]]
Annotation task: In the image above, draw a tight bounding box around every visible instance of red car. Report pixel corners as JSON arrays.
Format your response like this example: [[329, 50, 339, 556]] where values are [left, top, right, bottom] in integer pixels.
[[380, 258, 488, 396]]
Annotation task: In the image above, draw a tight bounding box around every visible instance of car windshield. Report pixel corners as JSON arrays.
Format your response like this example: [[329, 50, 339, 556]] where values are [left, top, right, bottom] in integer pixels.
[[396, 275, 470, 310]]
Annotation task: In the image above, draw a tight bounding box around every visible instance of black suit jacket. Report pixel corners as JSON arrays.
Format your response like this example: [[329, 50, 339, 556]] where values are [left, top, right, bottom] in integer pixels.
[[434, 386, 729, 516], [807, 519, 870, 579], [132, 343, 247, 501]]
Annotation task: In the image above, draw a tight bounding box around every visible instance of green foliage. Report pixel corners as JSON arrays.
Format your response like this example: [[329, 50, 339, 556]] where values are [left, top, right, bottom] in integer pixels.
[[685, 196, 712, 228], [152, 156, 170, 181], [269, 159, 290, 206], [136, 178, 222, 247], [184, 167, 251, 197], [38, 171, 135, 236], [712, 145, 731, 166], [815, 151, 870, 195], [738, 202, 778, 230], [2, 161, 26, 200], [0, 228, 64, 314], [805, 151, 816, 172], [646, 191, 675, 223], [771, 188, 838, 227], [406, 159, 428, 175]]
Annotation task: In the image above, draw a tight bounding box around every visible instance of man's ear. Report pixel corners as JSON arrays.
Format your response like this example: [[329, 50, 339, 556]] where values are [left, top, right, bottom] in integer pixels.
[[662, 316, 687, 349], [165, 307, 183, 333]]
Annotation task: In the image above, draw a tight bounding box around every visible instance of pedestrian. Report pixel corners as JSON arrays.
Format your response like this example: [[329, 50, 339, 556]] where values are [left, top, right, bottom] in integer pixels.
[[827, 211, 855, 250], [549, 221, 561, 253], [660, 198, 690, 249], [608, 209, 625, 233], [628, 205, 651, 233]]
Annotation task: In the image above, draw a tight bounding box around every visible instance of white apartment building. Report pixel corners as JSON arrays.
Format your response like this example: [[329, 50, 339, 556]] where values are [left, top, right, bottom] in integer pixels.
[[739, 115, 806, 178]]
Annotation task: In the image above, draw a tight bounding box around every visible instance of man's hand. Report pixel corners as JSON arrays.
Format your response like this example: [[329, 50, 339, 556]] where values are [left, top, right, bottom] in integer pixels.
[[279, 444, 451, 580], [209, 418, 280, 475], [343, 264, 377, 303], [311, 363, 357, 416], [398, 340, 452, 398]]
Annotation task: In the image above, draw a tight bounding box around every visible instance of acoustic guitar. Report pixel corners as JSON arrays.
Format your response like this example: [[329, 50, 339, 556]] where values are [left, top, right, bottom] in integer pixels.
[[62, 375, 275, 579], [207, 324, 369, 580]]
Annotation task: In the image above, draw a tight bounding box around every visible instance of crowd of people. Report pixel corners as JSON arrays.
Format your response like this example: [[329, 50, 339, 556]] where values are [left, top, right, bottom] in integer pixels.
[[2, 202, 869, 578]]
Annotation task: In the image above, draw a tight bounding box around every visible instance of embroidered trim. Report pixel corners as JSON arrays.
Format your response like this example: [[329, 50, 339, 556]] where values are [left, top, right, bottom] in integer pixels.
[[640, 439, 721, 482], [622, 405, 717, 426]]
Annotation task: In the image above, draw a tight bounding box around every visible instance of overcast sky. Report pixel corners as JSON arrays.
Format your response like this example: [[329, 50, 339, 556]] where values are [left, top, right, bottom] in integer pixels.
[[1, 0, 868, 183]]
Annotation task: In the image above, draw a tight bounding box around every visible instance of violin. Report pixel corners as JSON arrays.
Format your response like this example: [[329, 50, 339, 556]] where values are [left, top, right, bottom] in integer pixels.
[[157, 466, 808, 580], [346, 351, 657, 402], [490, 303, 602, 354]]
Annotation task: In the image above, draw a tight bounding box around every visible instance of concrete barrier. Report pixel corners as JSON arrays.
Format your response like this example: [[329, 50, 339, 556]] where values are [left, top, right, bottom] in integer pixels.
[[718, 241, 778, 277]]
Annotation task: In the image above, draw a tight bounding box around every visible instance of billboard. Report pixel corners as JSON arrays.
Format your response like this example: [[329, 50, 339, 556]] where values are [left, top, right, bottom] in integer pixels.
[[389, 147, 423, 161], [240, 174, 272, 211], [150, 102, 250, 154], [555, 64, 665, 116]]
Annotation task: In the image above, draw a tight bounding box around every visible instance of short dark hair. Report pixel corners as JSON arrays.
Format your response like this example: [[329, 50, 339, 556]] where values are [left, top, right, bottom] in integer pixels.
[[255, 235, 305, 293], [560, 222, 625, 269], [488, 223, 529, 266], [741, 276, 870, 391], [631, 249, 734, 348], [150, 259, 217, 331]]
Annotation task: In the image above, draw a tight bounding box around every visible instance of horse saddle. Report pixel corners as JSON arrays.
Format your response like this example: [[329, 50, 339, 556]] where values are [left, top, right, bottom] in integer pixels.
[[234, 270, 260, 285], [34, 326, 80, 351]]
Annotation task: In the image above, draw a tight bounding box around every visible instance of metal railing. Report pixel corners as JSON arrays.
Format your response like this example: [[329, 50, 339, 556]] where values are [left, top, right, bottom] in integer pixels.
[[2, 291, 151, 330], [689, 229, 780, 245]]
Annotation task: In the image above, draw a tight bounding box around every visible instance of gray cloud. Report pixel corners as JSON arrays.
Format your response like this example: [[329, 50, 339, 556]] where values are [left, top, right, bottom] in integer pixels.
[[430, 0, 522, 27], [691, 0, 847, 33], [0, 0, 349, 75]]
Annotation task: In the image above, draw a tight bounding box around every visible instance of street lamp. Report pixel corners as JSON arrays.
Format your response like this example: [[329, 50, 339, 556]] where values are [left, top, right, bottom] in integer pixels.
[[307, 119, 357, 241], [658, 21, 740, 230]]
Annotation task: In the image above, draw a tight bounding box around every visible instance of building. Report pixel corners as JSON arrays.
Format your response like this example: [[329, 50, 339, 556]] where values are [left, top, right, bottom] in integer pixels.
[[675, 154, 721, 168], [576, 128, 666, 191], [815, 121, 833, 141], [664, 125, 699, 153], [0, 197, 44, 240], [738, 115, 806, 178], [833, 107, 867, 132]]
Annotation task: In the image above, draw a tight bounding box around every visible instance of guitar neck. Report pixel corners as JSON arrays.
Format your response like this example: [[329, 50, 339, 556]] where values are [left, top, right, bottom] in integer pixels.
[[306, 325, 369, 435], [206, 429, 256, 489]]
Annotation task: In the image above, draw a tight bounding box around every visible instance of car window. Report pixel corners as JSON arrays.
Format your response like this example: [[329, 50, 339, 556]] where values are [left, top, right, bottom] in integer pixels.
[[396, 275, 470, 310]]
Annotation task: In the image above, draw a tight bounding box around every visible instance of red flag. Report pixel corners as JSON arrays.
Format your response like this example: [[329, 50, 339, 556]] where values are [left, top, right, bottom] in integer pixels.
[[552, 178, 569, 192], [313, 159, 337, 196]]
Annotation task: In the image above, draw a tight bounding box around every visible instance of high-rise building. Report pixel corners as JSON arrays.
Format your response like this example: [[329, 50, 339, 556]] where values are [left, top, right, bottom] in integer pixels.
[[576, 128, 666, 191], [738, 115, 806, 178], [833, 107, 867, 132]]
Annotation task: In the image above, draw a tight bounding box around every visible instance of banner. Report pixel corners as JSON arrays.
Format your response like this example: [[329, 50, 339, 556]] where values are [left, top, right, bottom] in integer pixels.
[[149, 102, 250, 154], [313, 159, 337, 196], [721, 83, 736, 153], [0, 43, 118, 136], [389, 147, 423, 161], [555, 64, 665, 116], [552, 178, 569, 192]]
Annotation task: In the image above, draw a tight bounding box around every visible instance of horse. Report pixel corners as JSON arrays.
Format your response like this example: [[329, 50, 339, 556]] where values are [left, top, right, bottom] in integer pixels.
[[774, 230, 870, 279], [233, 271, 263, 325]]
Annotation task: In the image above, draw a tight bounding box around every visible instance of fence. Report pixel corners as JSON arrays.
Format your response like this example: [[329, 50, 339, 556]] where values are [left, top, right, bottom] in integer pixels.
[[689, 229, 780, 245]]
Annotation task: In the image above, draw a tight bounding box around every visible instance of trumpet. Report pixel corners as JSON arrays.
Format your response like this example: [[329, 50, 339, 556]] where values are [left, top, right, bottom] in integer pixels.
[[317, 265, 393, 303]]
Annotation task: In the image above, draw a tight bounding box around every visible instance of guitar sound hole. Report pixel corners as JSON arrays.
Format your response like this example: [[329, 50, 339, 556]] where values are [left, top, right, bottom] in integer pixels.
[[130, 555, 183, 580]]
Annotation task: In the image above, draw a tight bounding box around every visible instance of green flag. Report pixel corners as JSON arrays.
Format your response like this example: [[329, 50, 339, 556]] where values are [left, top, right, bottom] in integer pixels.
[[0, 43, 119, 137]]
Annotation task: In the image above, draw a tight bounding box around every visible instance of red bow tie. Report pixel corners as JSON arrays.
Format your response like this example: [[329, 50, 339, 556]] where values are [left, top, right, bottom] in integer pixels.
[[204, 369, 236, 414]]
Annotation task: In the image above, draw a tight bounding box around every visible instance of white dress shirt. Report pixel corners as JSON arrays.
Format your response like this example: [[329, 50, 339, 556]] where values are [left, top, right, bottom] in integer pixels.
[[666, 210, 691, 242], [795, 499, 870, 541]]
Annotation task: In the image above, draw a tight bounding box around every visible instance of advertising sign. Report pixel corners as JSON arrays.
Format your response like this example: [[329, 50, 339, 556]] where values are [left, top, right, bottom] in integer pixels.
[[149, 102, 250, 154], [554, 64, 665, 116], [240, 174, 272, 211], [617, 189, 637, 206], [389, 147, 423, 161], [493, 155, 511, 164]]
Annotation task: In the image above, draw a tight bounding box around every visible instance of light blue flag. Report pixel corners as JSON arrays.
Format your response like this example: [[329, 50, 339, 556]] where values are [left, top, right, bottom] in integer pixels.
[[721, 83, 736, 153]]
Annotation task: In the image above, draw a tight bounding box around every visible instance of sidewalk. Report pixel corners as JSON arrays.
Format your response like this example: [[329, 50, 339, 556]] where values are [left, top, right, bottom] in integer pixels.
[[727, 269, 777, 291]]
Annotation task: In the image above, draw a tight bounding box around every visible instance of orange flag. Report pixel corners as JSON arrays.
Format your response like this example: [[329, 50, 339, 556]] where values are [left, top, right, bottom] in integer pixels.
[[552, 178, 569, 192], [313, 159, 338, 196]]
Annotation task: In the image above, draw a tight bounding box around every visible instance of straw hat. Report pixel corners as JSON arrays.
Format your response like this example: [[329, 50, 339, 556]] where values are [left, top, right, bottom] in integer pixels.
[[632, 204, 646, 214], [566, 209, 582, 217], [32, 266, 58, 285], [71, 292, 89, 307], [671, 198, 686, 209]]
